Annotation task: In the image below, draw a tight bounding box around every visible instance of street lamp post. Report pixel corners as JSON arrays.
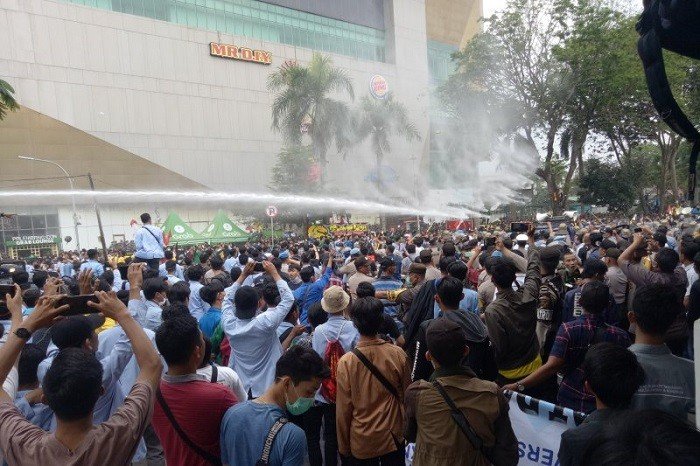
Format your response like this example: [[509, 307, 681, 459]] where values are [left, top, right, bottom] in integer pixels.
[[18, 156, 80, 251]]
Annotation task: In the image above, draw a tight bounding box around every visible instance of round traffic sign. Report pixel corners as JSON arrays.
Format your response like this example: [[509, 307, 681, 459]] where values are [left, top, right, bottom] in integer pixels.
[[266, 206, 278, 217]]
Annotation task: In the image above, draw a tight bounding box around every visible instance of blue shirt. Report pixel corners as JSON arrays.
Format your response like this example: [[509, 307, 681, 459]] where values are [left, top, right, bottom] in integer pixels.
[[373, 275, 403, 317], [59, 261, 74, 278], [220, 402, 307, 466], [134, 225, 165, 260], [79, 259, 104, 278], [293, 267, 332, 325], [224, 257, 240, 273], [199, 307, 222, 339], [432, 283, 479, 318]]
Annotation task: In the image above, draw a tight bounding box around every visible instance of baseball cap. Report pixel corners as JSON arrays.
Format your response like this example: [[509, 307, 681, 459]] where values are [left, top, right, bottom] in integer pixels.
[[279, 251, 290, 260], [425, 319, 467, 365], [515, 234, 528, 242], [51, 315, 105, 350]]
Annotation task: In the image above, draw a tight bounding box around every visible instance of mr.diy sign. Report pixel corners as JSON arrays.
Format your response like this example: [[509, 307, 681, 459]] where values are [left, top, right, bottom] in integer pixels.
[[210, 42, 272, 65]]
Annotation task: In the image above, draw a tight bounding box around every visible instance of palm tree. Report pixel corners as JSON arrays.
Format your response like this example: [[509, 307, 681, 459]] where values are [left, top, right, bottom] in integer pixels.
[[0, 79, 19, 120], [354, 93, 421, 194], [268, 54, 354, 183]]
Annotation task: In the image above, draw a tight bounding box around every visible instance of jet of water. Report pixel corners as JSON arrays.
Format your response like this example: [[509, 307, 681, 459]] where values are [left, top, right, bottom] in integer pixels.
[[0, 189, 480, 218]]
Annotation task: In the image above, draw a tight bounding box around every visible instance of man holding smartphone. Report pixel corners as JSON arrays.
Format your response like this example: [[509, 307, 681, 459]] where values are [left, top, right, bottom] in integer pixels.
[[0, 285, 162, 465]]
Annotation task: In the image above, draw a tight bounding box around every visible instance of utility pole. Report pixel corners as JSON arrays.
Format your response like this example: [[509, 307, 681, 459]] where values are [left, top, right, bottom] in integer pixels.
[[87, 173, 109, 264]]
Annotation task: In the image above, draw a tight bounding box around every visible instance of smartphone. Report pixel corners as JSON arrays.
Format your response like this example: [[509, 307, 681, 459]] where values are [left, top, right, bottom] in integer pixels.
[[0, 284, 16, 298], [253, 260, 264, 273], [511, 222, 530, 233], [56, 294, 100, 316]]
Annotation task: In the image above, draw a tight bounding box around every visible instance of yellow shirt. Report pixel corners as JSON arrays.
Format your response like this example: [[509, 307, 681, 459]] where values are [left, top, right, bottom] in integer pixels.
[[499, 354, 542, 380]]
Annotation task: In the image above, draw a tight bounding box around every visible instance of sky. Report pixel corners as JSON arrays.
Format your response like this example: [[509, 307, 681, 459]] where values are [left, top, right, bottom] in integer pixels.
[[483, 0, 508, 17]]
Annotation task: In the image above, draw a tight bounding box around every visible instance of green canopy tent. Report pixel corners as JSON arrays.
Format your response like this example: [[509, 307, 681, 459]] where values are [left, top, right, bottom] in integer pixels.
[[200, 210, 250, 244], [159, 212, 206, 245]]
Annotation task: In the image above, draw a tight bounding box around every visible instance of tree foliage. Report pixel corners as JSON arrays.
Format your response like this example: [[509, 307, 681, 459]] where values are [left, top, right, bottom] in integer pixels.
[[353, 93, 420, 191], [0, 79, 19, 120], [267, 54, 354, 181], [269, 145, 318, 194]]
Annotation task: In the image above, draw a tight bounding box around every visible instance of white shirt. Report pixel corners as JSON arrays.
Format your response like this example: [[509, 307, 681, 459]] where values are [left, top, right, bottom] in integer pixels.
[[221, 279, 294, 398], [311, 315, 359, 403], [684, 263, 698, 297], [166, 275, 183, 286], [134, 225, 165, 260], [197, 364, 247, 402], [159, 262, 185, 280], [188, 281, 210, 321]]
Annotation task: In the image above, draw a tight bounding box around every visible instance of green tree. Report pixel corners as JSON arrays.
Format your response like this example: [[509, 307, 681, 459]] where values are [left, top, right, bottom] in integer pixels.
[[0, 79, 19, 120], [353, 93, 421, 192], [269, 145, 318, 194], [578, 158, 640, 212], [267, 54, 354, 183]]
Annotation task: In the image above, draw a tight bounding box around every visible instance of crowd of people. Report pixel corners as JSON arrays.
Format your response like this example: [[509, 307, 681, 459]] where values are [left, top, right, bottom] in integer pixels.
[[0, 211, 699, 465]]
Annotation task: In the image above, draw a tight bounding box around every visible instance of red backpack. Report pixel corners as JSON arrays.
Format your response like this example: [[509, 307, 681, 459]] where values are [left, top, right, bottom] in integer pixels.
[[319, 321, 348, 403]]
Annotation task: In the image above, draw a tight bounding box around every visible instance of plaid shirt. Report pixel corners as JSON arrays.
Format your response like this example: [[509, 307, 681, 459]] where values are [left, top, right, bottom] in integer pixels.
[[550, 314, 631, 413]]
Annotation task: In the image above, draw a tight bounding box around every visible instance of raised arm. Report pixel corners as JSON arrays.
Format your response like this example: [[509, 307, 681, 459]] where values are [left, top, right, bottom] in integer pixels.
[[0, 289, 66, 402], [127, 263, 147, 322], [88, 291, 163, 390], [496, 239, 528, 273], [221, 262, 254, 332], [257, 261, 294, 329], [466, 244, 482, 270]]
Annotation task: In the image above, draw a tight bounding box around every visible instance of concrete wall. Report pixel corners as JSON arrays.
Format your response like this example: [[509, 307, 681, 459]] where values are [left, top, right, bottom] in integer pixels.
[[0, 0, 430, 198]]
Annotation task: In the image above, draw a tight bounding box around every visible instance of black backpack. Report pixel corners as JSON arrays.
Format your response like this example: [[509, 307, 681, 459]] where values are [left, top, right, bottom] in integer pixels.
[[637, 0, 700, 199]]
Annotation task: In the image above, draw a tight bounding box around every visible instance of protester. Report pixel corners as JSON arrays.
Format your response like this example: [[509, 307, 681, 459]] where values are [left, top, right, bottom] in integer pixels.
[[483, 228, 544, 397], [301, 286, 357, 466], [152, 314, 237, 466], [0, 288, 162, 465], [79, 248, 104, 277], [504, 281, 631, 412], [221, 261, 294, 398], [198, 282, 225, 339], [628, 284, 695, 424], [293, 250, 335, 325], [405, 318, 518, 466], [133, 213, 165, 270], [336, 297, 410, 465], [347, 256, 376, 300], [219, 345, 329, 466], [558, 342, 645, 466], [186, 264, 210, 321], [412, 277, 496, 382]]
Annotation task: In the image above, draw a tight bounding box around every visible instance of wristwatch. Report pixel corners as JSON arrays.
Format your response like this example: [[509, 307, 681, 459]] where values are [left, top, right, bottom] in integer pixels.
[[14, 328, 32, 340], [516, 382, 526, 392]]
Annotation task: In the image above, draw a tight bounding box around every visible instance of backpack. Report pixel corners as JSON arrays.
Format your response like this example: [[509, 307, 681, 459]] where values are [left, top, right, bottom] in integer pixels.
[[637, 0, 700, 199], [319, 321, 348, 403]]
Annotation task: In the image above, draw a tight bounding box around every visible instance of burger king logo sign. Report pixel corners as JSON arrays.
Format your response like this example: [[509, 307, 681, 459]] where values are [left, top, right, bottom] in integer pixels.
[[369, 75, 388, 99]]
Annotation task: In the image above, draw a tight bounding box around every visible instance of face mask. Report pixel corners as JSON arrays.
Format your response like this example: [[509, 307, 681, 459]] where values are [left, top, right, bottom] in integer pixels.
[[157, 296, 168, 307], [285, 383, 314, 416]]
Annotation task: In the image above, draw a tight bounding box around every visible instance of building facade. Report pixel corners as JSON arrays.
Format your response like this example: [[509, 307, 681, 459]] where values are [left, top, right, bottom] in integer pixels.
[[0, 0, 482, 251]]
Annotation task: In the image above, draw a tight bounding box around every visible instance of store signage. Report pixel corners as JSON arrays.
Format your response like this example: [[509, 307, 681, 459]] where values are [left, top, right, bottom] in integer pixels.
[[370, 75, 388, 99], [210, 42, 272, 65], [308, 224, 369, 238], [5, 235, 60, 246]]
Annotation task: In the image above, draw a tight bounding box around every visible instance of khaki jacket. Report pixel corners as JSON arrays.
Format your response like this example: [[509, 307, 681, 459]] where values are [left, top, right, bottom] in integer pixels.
[[336, 339, 410, 459], [405, 368, 518, 466]]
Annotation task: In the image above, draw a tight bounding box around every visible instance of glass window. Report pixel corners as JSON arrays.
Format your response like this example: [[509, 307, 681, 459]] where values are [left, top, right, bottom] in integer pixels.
[[62, 0, 387, 62]]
